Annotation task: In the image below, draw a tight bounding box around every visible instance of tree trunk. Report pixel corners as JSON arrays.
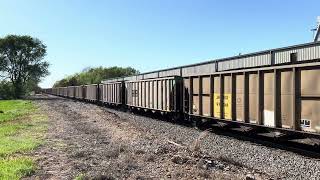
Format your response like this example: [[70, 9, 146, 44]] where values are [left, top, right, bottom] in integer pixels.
[[13, 80, 24, 99]]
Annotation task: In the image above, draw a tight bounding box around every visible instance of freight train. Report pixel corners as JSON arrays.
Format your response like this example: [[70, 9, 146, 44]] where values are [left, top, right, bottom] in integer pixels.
[[43, 41, 320, 143]]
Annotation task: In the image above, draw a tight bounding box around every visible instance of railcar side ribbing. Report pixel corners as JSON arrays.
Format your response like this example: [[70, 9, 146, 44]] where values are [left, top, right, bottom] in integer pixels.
[[43, 41, 320, 138]]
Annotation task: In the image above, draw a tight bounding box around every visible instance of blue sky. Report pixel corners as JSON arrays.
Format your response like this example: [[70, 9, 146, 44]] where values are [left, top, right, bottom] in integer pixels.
[[0, 0, 319, 87]]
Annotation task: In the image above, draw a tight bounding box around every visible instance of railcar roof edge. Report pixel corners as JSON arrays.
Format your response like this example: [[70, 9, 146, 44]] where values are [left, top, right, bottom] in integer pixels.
[[102, 41, 320, 82]]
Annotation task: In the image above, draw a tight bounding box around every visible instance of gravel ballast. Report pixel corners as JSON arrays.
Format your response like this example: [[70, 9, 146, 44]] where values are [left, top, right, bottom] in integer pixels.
[[25, 95, 320, 179]]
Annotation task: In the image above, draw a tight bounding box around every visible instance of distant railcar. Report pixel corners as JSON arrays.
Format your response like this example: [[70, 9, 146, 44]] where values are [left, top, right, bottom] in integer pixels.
[[125, 76, 183, 114], [100, 82, 124, 105], [75, 86, 84, 99], [67, 86, 76, 98], [84, 84, 99, 102], [57, 87, 67, 97]]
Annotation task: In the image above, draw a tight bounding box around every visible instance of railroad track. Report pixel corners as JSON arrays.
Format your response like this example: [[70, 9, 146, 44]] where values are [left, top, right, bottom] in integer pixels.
[[205, 126, 320, 159], [103, 103, 320, 158], [44, 92, 320, 159]]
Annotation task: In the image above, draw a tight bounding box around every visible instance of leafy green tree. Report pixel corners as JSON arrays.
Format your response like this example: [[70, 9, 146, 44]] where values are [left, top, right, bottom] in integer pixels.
[[0, 35, 49, 98], [0, 81, 14, 99]]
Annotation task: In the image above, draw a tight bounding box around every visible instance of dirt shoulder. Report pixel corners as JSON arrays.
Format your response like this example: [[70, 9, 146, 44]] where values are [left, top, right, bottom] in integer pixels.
[[25, 95, 271, 179]]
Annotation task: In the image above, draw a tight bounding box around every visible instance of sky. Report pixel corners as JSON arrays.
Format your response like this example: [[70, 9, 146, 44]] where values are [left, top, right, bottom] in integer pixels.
[[0, 0, 319, 88]]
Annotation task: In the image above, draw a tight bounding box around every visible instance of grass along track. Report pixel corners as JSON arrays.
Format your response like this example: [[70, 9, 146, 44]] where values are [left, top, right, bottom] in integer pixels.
[[0, 100, 48, 179]]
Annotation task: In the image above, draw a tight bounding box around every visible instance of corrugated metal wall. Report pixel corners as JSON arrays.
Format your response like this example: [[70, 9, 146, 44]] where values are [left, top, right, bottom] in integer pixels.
[[218, 53, 271, 71], [101, 43, 320, 83], [275, 45, 320, 64], [137, 75, 144, 80], [274, 49, 297, 64], [182, 62, 216, 77], [297, 45, 320, 62], [159, 68, 181, 77], [143, 72, 159, 79], [124, 76, 137, 81]]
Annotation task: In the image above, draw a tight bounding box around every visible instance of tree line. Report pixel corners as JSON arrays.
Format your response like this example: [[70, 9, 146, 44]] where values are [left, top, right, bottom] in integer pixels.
[[53, 66, 139, 87], [0, 34, 139, 99], [0, 35, 49, 99]]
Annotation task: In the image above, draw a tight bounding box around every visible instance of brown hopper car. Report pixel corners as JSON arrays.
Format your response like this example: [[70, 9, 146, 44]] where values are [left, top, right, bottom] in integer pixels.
[[184, 62, 320, 133], [125, 76, 182, 113], [100, 82, 124, 105], [43, 41, 320, 138]]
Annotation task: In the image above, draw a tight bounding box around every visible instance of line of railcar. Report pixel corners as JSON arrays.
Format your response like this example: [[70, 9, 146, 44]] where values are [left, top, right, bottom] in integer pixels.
[[43, 41, 320, 144]]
